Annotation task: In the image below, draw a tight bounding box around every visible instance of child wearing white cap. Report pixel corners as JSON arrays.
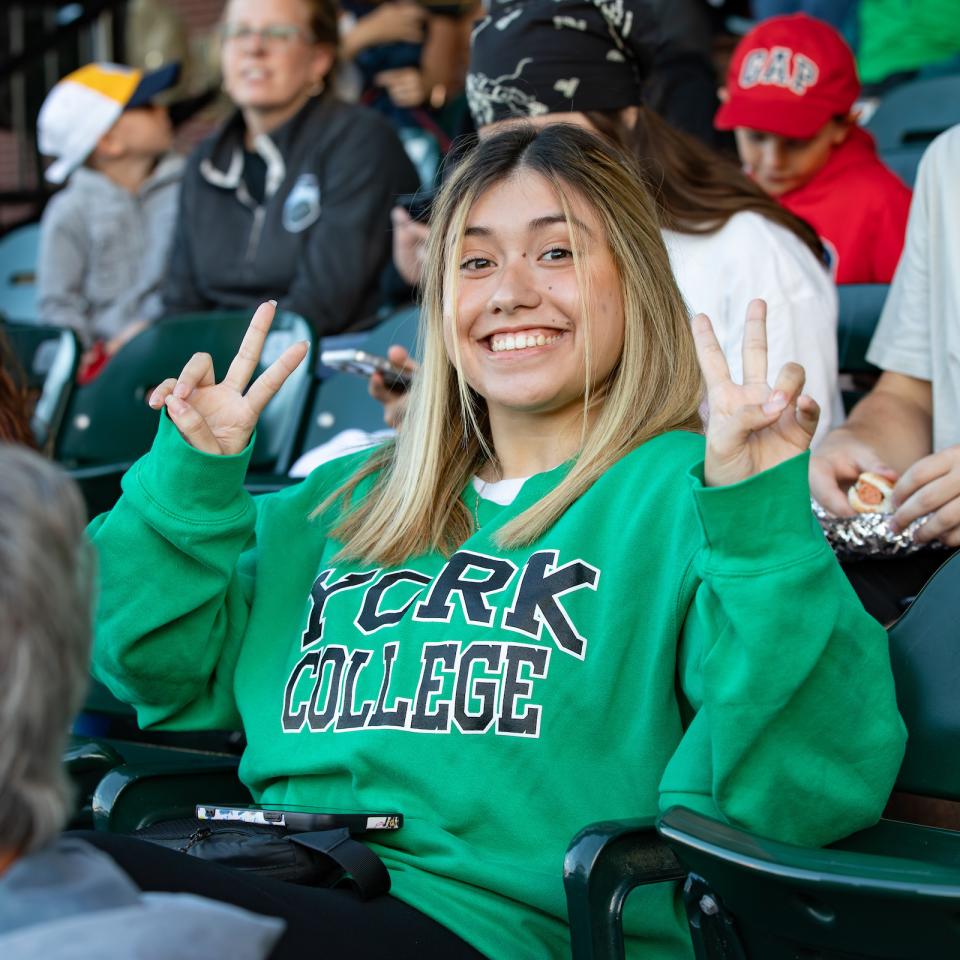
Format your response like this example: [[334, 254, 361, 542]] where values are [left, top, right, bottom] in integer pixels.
[[36, 62, 184, 380]]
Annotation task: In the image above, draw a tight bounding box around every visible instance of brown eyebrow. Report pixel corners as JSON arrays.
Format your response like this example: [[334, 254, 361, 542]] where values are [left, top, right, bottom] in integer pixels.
[[463, 212, 593, 239]]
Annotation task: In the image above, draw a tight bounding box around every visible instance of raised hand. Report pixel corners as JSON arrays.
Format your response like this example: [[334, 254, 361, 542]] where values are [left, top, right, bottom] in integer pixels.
[[694, 299, 820, 488], [147, 302, 309, 455]]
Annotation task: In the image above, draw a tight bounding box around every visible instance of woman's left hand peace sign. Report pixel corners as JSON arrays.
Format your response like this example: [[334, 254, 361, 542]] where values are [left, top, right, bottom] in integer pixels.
[[694, 299, 820, 488]]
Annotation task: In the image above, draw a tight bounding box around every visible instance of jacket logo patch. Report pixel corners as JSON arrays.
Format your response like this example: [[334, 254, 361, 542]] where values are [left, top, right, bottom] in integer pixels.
[[282, 174, 321, 233]]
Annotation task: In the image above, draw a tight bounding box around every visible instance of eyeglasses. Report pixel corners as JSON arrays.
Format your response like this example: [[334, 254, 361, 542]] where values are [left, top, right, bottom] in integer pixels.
[[221, 23, 315, 47]]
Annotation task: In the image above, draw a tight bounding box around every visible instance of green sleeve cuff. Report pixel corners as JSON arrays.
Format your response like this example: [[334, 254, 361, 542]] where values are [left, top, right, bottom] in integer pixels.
[[689, 452, 826, 573], [124, 412, 256, 520]]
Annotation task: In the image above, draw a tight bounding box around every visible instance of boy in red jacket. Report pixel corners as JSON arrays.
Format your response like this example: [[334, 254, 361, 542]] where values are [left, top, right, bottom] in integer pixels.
[[715, 13, 911, 284]]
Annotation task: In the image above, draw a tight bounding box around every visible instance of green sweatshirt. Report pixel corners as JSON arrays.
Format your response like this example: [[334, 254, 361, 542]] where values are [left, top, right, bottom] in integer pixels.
[[90, 416, 906, 960]]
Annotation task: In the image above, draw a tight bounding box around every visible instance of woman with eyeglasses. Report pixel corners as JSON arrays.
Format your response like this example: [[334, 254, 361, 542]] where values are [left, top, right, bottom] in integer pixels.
[[162, 0, 420, 336]]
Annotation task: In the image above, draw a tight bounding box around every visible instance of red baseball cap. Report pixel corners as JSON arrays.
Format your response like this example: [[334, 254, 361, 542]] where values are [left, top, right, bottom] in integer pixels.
[[715, 14, 859, 139]]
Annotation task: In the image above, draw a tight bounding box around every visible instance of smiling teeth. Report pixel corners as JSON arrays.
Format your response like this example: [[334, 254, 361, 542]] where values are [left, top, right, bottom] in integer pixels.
[[491, 333, 560, 352]]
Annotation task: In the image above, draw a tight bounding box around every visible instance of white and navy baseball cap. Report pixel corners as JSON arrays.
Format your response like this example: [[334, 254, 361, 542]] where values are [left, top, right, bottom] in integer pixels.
[[37, 61, 180, 184]]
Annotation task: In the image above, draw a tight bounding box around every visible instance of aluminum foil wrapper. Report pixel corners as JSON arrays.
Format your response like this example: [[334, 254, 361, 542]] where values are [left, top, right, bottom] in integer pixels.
[[812, 500, 943, 561]]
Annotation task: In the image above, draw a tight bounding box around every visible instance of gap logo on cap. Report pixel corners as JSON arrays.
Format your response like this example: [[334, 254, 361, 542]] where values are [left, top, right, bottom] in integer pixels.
[[739, 47, 820, 96]]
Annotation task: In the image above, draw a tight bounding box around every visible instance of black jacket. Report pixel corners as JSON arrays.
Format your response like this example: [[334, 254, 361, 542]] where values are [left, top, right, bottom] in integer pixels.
[[163, 96, 419, 335]]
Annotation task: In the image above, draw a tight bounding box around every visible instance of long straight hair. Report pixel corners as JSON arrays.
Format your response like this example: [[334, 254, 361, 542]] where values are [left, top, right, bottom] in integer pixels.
[[587, 106, 827, 264], [321, 124, 704, 565]]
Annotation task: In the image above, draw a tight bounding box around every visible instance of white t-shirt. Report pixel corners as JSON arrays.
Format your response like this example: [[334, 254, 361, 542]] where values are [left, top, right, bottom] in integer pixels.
[[472, 474, 529, 505], [867, 125, 960, 453], [663, 210, 843, 446]]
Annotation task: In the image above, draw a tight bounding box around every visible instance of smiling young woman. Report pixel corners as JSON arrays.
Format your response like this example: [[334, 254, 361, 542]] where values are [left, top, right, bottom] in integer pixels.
[[331, 123, 702, 563], [450, 174, 625, 432], [90, 124, 905, 960]]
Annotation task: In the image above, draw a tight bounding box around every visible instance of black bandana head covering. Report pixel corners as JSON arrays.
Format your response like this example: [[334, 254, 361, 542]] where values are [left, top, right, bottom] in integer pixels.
[[467, 0, 659, 128]]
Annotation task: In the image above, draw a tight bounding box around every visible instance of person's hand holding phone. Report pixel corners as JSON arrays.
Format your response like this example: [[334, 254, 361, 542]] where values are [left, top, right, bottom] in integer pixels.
[[369, 344, 418, 428], [147, 301, 309, 455]]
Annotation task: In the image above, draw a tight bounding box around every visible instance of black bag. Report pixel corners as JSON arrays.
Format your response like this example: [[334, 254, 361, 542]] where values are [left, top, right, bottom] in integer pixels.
[[135, 819, 390, 897]]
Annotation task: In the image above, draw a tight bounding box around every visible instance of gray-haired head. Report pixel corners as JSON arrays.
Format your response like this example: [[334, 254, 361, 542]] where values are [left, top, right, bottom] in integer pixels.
[[0, 445, 92, 856]]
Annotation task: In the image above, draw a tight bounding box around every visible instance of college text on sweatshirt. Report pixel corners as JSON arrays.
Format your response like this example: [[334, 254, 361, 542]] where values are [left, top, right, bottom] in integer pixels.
[[281, 548, 600, 739]]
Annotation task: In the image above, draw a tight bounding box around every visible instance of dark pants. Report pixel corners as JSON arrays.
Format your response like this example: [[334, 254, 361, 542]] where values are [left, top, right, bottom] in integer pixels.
[[73, 831, 487, 960], [842, 549, 955, 625]]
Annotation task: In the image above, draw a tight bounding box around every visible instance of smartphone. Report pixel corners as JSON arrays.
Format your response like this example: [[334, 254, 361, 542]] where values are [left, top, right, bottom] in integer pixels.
[[196, 803, 403, 834], [320, 348, 412, 391], [396, 188, 436, 224]]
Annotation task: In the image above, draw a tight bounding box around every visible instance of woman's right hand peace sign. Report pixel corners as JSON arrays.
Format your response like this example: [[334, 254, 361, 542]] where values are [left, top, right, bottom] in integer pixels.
[[147, 301, 309, 456]]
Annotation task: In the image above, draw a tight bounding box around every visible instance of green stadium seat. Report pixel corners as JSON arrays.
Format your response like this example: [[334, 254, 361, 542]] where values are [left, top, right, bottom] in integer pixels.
[[656, 805, 960, 960], [565, 550, 960, 959], [90, 748, 247, 835], [64, 734, 246, 834], [56, 310, 313, 472], [52, 310, 312, 515], [2, 320, 80, 449]]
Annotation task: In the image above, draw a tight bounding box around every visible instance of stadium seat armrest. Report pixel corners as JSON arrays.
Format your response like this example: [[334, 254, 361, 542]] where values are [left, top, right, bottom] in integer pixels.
[[91, 755, 247, 834], [564, 817, 684, 960]]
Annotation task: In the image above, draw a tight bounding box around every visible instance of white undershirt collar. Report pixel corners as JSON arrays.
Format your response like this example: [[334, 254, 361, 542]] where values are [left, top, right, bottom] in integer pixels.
[[471, 475, 531, 506]]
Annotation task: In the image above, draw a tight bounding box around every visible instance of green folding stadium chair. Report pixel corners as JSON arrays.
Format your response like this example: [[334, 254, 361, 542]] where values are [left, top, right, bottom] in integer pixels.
[[68, 307, 413, 830], [2, 321, 80, 449], [656, 805, 960, 960], [63, 733, 247, 834], [565, 549, 960, 959], [56, 310, 313, 471], [54, 310, 312, 514], [89, 747, 248, 835]]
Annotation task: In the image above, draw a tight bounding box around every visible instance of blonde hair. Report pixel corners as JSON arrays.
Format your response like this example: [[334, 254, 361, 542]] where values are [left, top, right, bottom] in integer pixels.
[[322, 124, 703, 565]]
